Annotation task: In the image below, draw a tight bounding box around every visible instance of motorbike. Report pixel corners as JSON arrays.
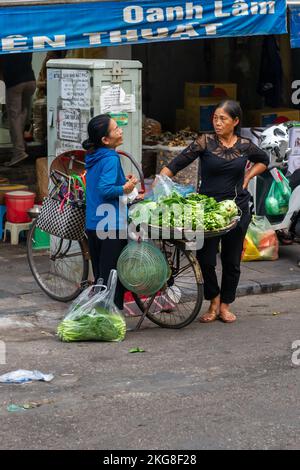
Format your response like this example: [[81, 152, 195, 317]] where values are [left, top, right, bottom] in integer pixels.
[[247, 123, 300, 266]]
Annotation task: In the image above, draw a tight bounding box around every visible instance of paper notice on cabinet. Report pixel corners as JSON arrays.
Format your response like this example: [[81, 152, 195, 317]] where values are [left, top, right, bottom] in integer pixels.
[[100, 85, 136, 113], [120, 93, 136, 113], [58, 109, 81, 142], [56, 140, 82, 156], [61, 80, 73, 100], [60, 69, 90, 110]]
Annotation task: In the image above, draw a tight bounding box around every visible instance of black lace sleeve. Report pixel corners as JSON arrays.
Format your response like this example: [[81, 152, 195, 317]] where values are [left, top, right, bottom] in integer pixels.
[[166, 134, 206, 176], [246, 141, 269, 166]]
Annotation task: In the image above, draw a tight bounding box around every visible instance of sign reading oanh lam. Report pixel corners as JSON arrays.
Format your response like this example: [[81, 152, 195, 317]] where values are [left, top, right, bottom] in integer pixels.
[[0, 1, 287, 54]]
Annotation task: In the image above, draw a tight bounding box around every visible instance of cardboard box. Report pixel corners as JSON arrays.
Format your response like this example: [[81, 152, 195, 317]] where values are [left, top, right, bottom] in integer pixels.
[[185, 82, 237, 108], [248, 108, 300, 127], [175, 109, 186, 131], [185, 96, 223, 109], [186, 99, 220, 132]]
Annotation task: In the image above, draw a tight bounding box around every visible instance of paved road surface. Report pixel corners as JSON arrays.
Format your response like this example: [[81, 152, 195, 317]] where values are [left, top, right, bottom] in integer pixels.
[[0, 290, 299, 450]]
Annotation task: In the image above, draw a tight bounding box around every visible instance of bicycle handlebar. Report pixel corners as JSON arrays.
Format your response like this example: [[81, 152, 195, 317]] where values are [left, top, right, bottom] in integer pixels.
[[117, 150, 145, 194]]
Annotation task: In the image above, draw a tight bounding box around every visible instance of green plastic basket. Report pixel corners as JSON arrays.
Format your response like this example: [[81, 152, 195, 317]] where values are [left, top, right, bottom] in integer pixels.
[[117, 241, 169, 296]]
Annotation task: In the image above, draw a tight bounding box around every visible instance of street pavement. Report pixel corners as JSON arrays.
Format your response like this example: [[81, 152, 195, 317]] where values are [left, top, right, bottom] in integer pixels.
[[0, 242, 299, 315], [0, 242, 300, 450], [0, 291, 299, 450], [237, 244, 300, 296]]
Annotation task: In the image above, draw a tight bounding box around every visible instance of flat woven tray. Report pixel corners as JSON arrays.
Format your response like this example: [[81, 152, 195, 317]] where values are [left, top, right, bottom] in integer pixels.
[[145, 217, 240, 241], [202, 217, 240, 239]]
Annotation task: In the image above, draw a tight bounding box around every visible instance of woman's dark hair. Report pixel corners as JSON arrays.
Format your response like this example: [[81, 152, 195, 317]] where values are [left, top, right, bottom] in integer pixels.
[[82, 114, 111, 151], [215, 100, 242, 135]]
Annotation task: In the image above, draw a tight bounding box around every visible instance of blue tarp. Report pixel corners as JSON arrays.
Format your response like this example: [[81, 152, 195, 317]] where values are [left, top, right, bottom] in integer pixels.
[[290, 6, 300, 48], [0, 0, 287, 54]]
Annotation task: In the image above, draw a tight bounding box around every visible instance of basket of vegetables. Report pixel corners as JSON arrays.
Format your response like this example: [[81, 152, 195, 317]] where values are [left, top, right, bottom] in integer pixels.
[[129, 192, 240, 241]]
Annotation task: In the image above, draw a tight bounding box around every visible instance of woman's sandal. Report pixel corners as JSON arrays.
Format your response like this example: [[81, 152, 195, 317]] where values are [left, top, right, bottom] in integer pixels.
[[219, 310, 237, 323], [199, 310, 219, 323]]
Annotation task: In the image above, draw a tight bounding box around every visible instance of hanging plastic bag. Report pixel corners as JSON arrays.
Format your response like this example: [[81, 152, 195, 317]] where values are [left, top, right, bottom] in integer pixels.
[[242, 216, 279, 261], [57, 270, 126, 342], [265, 169, 291, 216], [151, 174, 194, 201]]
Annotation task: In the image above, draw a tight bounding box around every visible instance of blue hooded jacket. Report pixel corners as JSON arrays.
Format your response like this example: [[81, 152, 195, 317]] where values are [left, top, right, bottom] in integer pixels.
[[85, 147, 127, 230]]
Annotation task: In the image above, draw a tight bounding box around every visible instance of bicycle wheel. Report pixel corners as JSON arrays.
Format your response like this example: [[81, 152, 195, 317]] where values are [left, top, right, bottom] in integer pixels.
[[133, 240, 204, 329], [27, 219, 89, 302]]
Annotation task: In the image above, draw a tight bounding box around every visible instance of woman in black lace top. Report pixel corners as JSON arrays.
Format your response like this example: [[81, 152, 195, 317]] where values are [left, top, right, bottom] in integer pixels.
[[161, 100, 269, 323]]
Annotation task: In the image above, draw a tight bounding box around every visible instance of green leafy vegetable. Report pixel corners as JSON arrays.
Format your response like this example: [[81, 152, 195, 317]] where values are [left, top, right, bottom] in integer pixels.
[[57, 309, 126, 342], [217, 200, 238, 220], [130, 192, 238, 232], [129, 347, 145, 353]]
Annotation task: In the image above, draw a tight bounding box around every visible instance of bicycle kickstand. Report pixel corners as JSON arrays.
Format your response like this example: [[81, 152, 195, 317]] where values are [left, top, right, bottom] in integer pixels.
[[134, 294, 157, 331]]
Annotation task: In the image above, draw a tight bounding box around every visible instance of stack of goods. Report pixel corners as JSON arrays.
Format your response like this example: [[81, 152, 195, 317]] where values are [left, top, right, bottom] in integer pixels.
[[145, 129, 198, 148], [248, 108, 300, 127], [142, 116, 162, 178], [179, 82, 237, 132], [142, 128, 198, 183], [153, 129, 199, 189], [142, 116, 162, 145]]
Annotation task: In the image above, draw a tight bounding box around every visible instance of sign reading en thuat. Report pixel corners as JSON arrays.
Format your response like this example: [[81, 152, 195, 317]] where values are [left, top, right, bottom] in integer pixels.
[[0, 1, 287, 54]]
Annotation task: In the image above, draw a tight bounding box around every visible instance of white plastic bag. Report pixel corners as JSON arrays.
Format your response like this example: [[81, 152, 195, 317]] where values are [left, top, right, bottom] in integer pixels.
[[66, 279, 106, 320], [0, 370, 54, 384], [57, 270, 126, 342], [152, 174, 194, 201]]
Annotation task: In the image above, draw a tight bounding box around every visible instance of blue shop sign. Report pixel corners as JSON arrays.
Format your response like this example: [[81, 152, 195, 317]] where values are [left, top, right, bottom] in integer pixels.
[[0, 0, 288, 54]]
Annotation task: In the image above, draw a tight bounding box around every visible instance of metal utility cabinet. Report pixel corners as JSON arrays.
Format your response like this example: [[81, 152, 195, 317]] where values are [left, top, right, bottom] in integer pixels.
[[46, 58, 142, 174]]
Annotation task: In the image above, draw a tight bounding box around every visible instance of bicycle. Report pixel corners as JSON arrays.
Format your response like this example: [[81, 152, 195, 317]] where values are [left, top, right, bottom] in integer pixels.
[[27, 150, 205, 329]]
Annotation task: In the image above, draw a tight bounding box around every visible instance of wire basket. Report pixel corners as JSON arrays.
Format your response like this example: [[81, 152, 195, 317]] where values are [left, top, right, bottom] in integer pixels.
[[117, 241, 170, 296]]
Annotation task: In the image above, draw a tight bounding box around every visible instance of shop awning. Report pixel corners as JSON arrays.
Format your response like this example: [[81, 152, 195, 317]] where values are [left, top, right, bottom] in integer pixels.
[[0, 0, 288, 54]]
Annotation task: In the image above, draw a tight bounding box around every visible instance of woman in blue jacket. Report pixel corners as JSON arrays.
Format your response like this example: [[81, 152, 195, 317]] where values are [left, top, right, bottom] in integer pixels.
[[83, 114, 138, 309]]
